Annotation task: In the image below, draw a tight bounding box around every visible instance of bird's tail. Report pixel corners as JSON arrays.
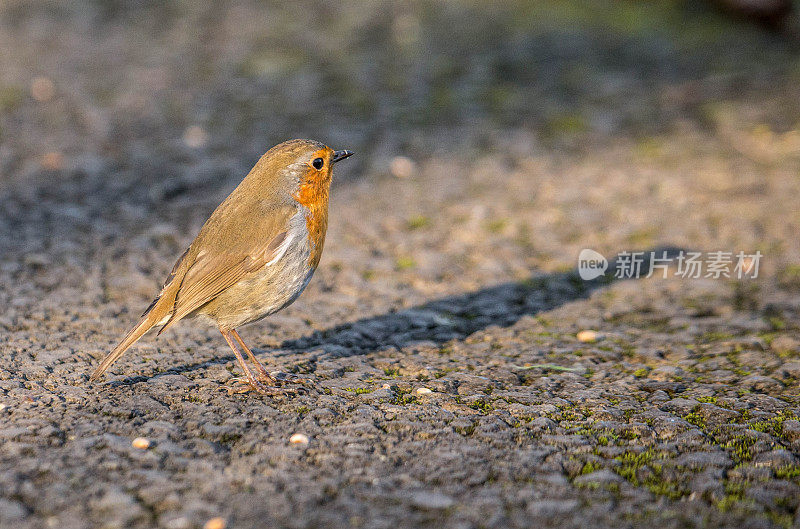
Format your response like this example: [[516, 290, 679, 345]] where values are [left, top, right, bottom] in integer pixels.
[[90, 309, 164, 381]]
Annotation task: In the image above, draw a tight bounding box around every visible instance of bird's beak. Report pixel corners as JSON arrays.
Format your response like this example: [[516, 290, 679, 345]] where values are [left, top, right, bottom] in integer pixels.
[[332, 150, 354, 164]]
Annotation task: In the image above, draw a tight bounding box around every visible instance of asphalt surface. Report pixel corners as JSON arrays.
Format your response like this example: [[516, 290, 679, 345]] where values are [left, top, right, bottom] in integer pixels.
[[1, 2, 800, 528]]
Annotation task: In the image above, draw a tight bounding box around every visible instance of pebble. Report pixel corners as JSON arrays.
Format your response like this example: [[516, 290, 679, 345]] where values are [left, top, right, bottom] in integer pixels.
[[390, 156, 415, 178], [203, 518, 226, 529], [415, 387, 432, 395], [30, 76, 55, 102], [289, 433, 309, 445], [183, 125, 208, 148], [576, 330, 598, 343], [131, 437, 151, 449], [41, 152, 64, 170]]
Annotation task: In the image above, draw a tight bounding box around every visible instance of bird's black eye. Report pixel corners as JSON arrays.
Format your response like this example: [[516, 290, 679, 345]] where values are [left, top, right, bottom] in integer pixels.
[[312, 157, 324, 170]]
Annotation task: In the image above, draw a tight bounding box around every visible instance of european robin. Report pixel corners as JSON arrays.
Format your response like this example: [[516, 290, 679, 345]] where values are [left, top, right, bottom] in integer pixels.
[[90, 139, 354, 393]]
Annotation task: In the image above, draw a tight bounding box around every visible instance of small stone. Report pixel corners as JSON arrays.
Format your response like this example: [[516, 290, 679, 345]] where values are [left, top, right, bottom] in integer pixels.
[[183, 125, 208, 149], [41, 152, 64, 170], [204, 517, 226, 529], [390, 156, 415, 178], [576, 330, 598, 343], [415, 387, 432, 395], [289, 433, 309, 445], [131, 437, 151, 449], [30, 76, 55, 102]]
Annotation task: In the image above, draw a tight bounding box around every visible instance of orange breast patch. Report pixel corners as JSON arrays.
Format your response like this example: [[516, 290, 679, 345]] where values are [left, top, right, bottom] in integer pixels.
[[292, 158, 331, 268]]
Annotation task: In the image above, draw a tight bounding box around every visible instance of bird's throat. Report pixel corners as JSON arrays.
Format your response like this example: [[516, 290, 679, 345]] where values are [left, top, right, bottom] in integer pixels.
[[293, 179, 329, 267]]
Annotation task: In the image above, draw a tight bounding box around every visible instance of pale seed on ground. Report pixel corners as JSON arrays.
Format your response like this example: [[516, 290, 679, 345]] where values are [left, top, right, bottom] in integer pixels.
[[31, 77, 55, 102], [131, 437, 150, 449], [390, 156, 415, 178], [289, 433, 309, 445], [576, 330, 598, 343], [183, 125, 208, 148], [41, 152, 64, 170], [203, 517, 226, 529], [416, 387, 432, 395]]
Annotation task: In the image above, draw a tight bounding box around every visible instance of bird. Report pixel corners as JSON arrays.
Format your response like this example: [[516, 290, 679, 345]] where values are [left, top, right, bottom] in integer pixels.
[[90, 139, 353, 394]]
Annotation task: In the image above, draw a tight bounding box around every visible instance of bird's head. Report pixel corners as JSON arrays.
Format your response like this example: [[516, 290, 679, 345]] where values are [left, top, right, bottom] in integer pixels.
[[258, 139, 353, 209]]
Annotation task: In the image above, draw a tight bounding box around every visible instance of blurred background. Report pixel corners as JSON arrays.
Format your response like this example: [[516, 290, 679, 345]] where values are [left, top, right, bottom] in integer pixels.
[[1, 0, 800, 320], [3, 0, 800, 181]]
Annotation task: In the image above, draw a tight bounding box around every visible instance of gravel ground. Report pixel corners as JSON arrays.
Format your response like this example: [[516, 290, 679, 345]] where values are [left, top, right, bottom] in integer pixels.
[[1, 2, 800, 528]]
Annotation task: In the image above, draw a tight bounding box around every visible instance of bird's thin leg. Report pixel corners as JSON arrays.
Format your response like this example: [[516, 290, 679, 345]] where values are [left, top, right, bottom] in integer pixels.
[[231, 329, 312, 386], [230, 329, 276, 384], [221, 329, 272, 394]]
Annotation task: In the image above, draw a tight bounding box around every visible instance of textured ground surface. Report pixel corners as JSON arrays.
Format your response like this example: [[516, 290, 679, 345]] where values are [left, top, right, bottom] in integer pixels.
[[2, 2, 800, 528]]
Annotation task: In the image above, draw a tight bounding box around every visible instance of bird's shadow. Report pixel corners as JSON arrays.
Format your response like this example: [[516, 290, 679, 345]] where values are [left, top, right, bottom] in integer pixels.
[[109, 246, 685, 386]]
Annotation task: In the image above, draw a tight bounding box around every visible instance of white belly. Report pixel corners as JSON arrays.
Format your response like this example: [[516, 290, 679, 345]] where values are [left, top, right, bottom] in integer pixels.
[[201, 210, 318, 328]]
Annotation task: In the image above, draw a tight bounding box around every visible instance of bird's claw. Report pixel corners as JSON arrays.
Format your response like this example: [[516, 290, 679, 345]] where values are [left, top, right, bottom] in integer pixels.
[[227, 372, 312, 396], [227, 377, 288, 396]]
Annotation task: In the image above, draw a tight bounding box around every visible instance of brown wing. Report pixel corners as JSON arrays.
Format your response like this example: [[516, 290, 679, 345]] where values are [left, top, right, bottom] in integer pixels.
[[158, 204, 296, 332]]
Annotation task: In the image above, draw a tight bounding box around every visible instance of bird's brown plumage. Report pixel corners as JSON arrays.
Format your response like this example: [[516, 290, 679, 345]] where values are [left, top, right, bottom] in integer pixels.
[[90, 139, 343, 382]]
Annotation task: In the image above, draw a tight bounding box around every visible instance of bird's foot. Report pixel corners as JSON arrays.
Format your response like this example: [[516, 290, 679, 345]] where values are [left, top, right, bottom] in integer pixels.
[[227, 376, 298, 396]]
